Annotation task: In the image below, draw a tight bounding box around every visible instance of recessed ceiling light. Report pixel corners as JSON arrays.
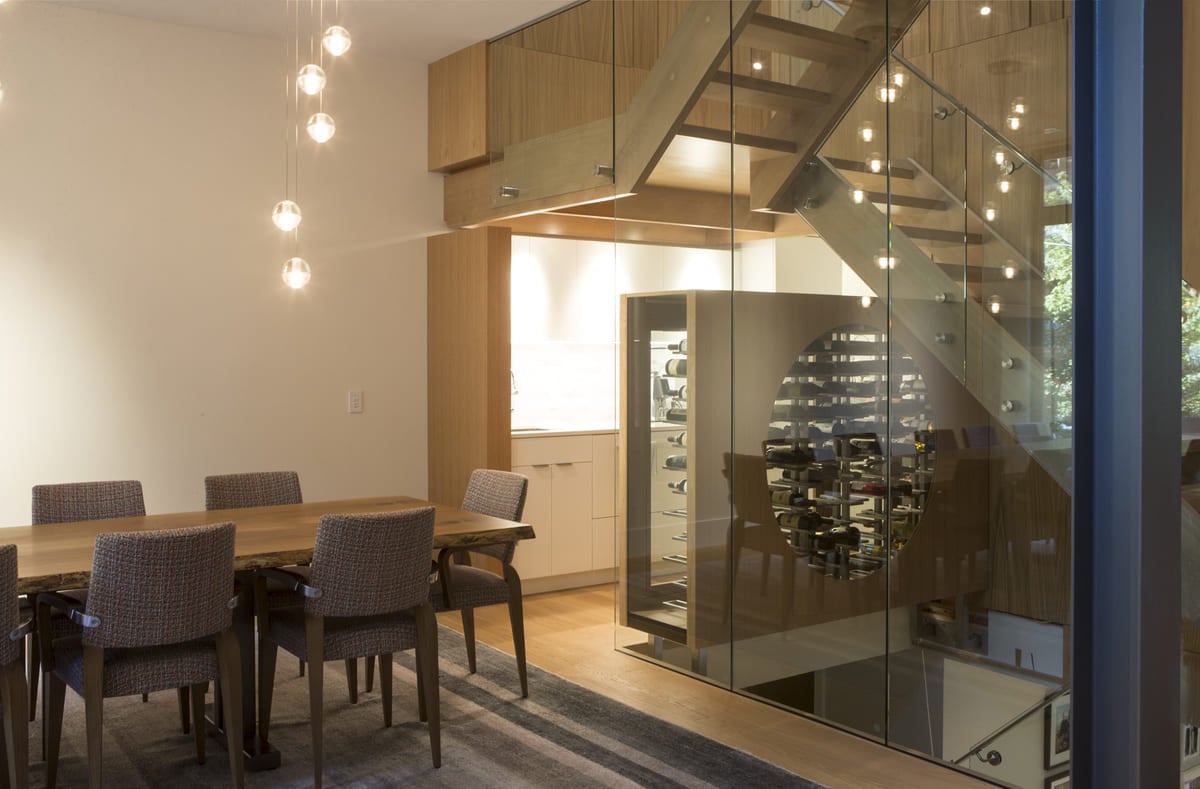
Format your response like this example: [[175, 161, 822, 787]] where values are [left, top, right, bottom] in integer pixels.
[[752, 61, 763, 71], [980, 4, 992, 16]]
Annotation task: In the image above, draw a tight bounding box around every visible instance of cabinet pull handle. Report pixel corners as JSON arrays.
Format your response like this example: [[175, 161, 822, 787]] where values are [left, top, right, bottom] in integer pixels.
[[554, 462, 574, 466], [532, 463, 551, 468]]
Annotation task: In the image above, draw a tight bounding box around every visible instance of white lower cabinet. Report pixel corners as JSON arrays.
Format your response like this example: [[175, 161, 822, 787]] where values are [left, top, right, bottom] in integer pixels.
[[511, 432, 617, 582]]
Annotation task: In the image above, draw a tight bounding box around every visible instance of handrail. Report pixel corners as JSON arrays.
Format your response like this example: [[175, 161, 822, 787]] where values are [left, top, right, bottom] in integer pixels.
[[889, 51, 1066, 192], [950, 684, 1071, 765]]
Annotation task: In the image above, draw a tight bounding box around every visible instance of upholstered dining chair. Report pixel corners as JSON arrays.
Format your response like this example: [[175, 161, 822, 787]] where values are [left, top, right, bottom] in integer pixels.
[[29, 481, 191, 741], [204, 471, 334, 690], [255, 508, 441, 789], [429, 469, 530, 697], [39, 522, 244, 789], [0, 544, 31, 789]]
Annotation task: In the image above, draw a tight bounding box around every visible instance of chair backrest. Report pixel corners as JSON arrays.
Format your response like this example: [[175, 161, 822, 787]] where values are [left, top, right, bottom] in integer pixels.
[[461, 469, 528, 563], [205, 471, 302, 510], [83, 522, 236, 649], [0, 545, 20, 667], [307, 508, 436, 618], [32, 480, 145, 524]]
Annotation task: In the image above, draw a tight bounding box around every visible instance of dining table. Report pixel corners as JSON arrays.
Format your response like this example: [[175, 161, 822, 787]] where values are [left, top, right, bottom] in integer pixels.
[[6, 494, 536, 771]]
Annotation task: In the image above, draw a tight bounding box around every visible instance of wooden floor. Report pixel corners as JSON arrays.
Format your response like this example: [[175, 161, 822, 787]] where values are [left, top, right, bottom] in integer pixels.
[[437, 584, 991, 789]]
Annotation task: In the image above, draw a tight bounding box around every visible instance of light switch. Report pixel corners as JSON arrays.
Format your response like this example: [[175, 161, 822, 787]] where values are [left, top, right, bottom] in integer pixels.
[[347, 390, 364, 414]]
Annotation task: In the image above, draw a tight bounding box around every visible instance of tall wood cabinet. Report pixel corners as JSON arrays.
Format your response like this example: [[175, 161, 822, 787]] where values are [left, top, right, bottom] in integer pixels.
[[426, 226, 512, 505]]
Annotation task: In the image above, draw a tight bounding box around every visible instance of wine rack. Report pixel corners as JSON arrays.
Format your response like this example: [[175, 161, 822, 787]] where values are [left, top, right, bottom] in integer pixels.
[[764, 326, 933, 580]]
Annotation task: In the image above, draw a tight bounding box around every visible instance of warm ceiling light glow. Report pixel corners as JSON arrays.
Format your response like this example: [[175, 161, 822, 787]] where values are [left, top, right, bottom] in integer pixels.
[[998, 175, 1012, 194], [272, 200, 302, 231], [307, 112, 336, 143], [984, 203, 997, 222], [877, 254, 896, 270], [1012, 98, 1027, 115], [891, 71, 905, 88], [993, 147, 1009, 167], [282, 257, 312, 289], [851, 188, 865, 204], [877, 85, 897, 103], [1004, 264, 1017, 279], [1007, 114, 1021, 131], [861, 295, 874, 308], [866, 153, 883, 173], [0, 81, 5, 105], [980, 4, 992, 16], [859, 122, 874, 143], [297, 64, 327, 96], [752, 60, 763, 71], [989, 295, 1002, 314], [322, 25, 352, 57]]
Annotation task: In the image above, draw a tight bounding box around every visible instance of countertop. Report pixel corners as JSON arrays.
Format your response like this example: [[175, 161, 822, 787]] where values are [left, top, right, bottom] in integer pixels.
[[511, 421, 683, 437]]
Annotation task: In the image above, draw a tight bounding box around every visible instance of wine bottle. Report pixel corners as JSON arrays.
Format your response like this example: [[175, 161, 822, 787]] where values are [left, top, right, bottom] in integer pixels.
[[668, 431, 687, 447], [664, 454, 687, 470], [669, 338, 688, 354], [770, 489, 815, 507], [777, 510, 823, 531], [668, 479, 688, 493], [664, 408, 687, 424], [664, 358, 687, 377]]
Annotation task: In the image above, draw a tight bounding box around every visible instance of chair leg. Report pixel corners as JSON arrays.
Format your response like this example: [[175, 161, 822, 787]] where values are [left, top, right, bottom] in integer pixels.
[[415, 652, 426, 723], [0, 720, 9, 789], [379, 653, 393, 727], [257, 631, 278, 745], [45, 675, 65, 789], [179, 687, 191, 734], [505, 566, 529, 698], [26, 631, 37, 723], [305, 616, 325, 789], [190, 684, 206, 763], [461, 607, 477, 674], [83, 647, 104, 789], [1, 660, 29, 789], [215, 630, 245, 789], [345, 659, 358, 704], [415, 605, 440, 768], [365, 655, 375, 693]]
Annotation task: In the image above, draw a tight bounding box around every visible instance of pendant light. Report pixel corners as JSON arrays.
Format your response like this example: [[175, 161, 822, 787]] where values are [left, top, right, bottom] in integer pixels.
[[322, 25, 352, 56], [307, 112, 335, 143], [297, 63, 326, 96], [272, 200, 302, 231], [282, 257, 312, 289]]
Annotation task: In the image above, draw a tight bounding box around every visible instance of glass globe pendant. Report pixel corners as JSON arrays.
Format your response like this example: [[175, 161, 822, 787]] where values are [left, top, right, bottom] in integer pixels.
[[272, 200, 302, 232], [0, 81, 5, 105], [282, 257, 311, 289], [322, 26, 352, 57], [307, 112, 336, 143], [297, 64, 326, 96]]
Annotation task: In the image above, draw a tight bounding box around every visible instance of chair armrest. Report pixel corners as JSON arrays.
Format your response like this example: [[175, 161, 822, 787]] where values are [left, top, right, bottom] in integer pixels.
[[8, 618, 32, 642], [256, 567, 322, 599]]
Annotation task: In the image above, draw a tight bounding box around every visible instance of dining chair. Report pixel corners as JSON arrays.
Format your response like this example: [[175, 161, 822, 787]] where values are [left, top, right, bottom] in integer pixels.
[[0, 544, 31, 789], [428, 469, 530, 697], [39, 522, 244, 789], [204, 472, 331, 690], [255, 508, 441, 788], [29, 481, 188, 741]]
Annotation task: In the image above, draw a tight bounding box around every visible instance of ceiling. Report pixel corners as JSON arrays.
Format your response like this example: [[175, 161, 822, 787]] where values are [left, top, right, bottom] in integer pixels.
[[48, 0, 576, 64]]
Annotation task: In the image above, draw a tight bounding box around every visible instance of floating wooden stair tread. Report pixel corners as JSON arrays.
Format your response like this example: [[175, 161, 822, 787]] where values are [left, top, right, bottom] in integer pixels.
[[860, 191, 948, 211], [738, 13, 871, 61], [704, 71, 832, 110], [824, 156, 915, 179], [898, 225, 984, 245], [676, 124, 798, 154]]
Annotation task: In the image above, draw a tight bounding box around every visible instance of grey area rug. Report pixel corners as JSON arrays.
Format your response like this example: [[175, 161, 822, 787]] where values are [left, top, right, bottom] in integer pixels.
[[28, 626, 825, 788]]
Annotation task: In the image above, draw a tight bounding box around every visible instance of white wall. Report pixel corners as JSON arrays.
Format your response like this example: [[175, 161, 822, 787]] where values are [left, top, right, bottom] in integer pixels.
[[0, 4, 443, 524]]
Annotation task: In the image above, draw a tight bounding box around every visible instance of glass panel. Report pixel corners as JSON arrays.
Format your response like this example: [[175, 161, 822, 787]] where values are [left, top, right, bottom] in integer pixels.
[[488, 1, 615, 208]]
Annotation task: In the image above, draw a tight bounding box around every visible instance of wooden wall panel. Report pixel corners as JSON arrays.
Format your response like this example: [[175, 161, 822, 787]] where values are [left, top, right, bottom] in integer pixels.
[[1029, 0, 1064, 26], [615, 0, 660, 70], [490, 43, 614, 147], [1186, 0, 1200, 289], [897, 5, 931, 58], [519, 0, 614, 63], [427, 227, 512, 506], [929, 0, 1029, 52], [428, 42, 488, 173]]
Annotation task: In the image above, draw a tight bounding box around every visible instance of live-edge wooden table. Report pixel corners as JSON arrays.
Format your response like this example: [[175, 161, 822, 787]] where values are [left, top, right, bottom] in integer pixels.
[[6, 495, 536, 771]]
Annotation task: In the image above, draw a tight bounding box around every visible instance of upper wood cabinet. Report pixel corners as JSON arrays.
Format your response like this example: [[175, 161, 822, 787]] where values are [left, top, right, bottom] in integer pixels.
[[428, 42, 488, 173]]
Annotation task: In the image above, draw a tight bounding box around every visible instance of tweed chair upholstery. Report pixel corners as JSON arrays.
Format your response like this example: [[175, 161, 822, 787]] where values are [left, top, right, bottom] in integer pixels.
[[430, 566, 509, 612], [458, 470, 528, 563], [0, 545, 21, 668], [205, 472, 302, 511], [52, 637, 220, 697], [83, 523, 236, 649], [32, 481, 146, 524]]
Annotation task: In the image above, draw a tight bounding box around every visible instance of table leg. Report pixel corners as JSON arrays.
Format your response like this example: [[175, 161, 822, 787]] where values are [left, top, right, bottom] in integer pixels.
[[207, 570, 280, 771]]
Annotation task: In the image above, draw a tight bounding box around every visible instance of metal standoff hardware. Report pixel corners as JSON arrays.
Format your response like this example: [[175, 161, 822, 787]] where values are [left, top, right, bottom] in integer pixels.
[[1000, 399, 1020, 413], [935, 332, 955, 344], [498, 185, 520, 198], [1000, 357, 1018, 369], [934, 292, 951, 303], [593, 164, 614, 178]]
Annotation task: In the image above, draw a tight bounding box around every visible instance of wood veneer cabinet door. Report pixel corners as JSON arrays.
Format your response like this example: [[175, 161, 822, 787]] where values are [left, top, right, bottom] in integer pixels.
[[427, 226, 512, 505]]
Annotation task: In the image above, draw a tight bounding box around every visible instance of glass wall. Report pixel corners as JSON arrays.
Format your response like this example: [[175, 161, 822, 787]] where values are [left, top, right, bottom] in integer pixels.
[[494, 1, 1073, 786]]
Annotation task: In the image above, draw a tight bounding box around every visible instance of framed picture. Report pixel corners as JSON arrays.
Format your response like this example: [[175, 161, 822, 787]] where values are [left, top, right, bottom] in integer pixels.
[[1044, 693, 1071, 769], [1045, 772, 1069, 789]]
